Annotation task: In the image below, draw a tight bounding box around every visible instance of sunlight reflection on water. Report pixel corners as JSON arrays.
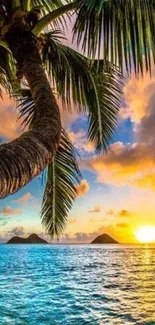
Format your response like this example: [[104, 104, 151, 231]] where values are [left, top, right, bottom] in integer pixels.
[[0, 244, 155, 324]]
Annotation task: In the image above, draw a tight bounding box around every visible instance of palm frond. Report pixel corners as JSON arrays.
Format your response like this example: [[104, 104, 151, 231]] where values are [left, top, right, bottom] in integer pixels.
[[16, 87, 35, 127], [0, 51, 15, 96], [0, 45, 18, 94], [15, 89, 82, 238], [42, 31, 100, 113], [73, 0, 155, 74], [0, 66, 11, 96], [41, 129, 82, 238], [30, 0, 71, 30], [42, 32, 122, 151], [30, 0, 67, 10], [88, 61, 122, 152]]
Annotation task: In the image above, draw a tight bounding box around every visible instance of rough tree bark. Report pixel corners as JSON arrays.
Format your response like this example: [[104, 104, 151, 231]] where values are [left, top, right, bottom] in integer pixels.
[[0, 25, 61, 198]]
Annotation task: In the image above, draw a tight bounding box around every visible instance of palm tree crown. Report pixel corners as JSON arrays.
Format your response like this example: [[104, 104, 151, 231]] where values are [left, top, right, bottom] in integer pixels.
[[0, 0, 154, 237]]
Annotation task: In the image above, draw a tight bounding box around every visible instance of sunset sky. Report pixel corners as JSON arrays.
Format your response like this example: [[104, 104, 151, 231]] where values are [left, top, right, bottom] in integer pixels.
[[1, 34, 155, 244]]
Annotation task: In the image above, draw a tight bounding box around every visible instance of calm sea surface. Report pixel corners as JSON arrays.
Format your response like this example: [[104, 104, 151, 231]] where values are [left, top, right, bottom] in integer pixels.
[[0, 244, 155, 324]]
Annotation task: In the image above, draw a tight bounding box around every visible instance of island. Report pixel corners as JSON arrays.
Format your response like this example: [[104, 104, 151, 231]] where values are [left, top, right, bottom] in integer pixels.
[[91, 233, 119, 244], [7, 233, 48, 244]]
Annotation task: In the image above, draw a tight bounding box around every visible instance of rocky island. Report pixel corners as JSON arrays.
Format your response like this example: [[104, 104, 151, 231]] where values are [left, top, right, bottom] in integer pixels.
[[91, 233, 119, 244], [7, 233, 48, 244]]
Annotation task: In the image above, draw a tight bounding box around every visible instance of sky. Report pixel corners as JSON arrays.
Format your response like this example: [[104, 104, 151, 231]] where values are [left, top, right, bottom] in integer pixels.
[[1, 39, 155, 244]]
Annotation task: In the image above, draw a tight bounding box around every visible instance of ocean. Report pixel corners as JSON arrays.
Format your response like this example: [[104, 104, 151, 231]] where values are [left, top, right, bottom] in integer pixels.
[[0, 244, 155, 324]]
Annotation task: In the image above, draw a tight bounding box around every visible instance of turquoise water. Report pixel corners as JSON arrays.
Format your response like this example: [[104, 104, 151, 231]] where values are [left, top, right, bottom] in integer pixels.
[[0, 244, 155, 324]]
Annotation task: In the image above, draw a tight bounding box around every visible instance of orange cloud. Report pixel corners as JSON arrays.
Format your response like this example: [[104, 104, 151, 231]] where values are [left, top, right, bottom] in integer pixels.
[[0, 206, 23, 216], [76, 179, 89, 197], [14, 192, 34, 203], [7, 226, 25, 236], [81, 139, 155, 190], [118, 210, 131, 217], [89, 205, 102, 213], [120, 69, 155, 123], [68, 130, 95, 153]]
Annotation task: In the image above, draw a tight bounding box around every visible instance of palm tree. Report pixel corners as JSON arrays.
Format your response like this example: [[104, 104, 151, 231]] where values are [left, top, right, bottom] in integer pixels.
[[0, 0, 154, 237]]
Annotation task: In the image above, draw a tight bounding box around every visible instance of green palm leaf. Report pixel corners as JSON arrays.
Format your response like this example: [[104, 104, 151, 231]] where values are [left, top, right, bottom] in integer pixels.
[[16, 33, 122, 154], [42, 30, 93, 113], [88, 61, 122, 152], [0, 66, 11, 96], [42, 32, 122, 151], [16, 87, 36, 127], [41, 129, 82, 238], [73, 0, 155, 74], [24, 0, 67, 12], [29, 0, 71, 29], [16, 90, 82, 238], [0, 46, 16, 94]]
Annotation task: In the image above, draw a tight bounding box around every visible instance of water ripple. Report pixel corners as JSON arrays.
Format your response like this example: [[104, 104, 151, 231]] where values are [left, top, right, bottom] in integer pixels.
[[0, 244, 155, 324]]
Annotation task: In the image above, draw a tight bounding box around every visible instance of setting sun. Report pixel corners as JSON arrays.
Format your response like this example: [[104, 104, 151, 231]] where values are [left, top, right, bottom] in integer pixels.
[[135, 226, 155, 243]]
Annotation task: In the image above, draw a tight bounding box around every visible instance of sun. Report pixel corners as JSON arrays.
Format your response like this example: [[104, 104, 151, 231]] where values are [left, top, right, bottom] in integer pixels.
[[135, 226, 155, 243]]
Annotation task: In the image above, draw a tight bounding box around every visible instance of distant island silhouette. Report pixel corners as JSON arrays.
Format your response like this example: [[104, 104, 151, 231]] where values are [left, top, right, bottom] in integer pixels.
[[7, 233, 48, 244], [7, 233, 118, 245], [91, 233, 119, 244]]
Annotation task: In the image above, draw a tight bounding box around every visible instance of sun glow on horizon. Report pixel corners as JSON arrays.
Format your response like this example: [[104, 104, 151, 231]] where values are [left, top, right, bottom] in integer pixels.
[[135, 226, 155, 243]]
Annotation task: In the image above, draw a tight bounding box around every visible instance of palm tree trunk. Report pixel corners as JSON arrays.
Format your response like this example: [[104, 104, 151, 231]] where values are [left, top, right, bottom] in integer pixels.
[[0, 27, 61, 198]]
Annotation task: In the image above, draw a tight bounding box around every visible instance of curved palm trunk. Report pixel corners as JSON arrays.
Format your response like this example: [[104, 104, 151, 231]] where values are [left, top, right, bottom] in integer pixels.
[[0, 27, 61, 198]]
